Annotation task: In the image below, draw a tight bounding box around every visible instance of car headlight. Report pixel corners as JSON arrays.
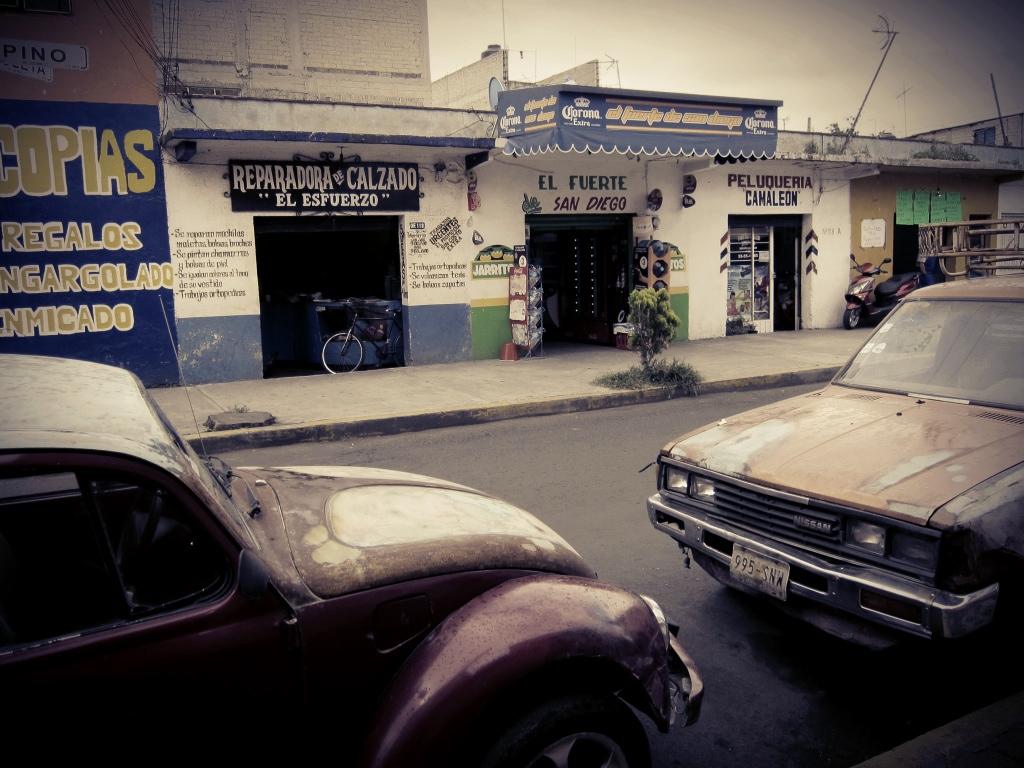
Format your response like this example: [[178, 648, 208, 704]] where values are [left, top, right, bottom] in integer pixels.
[[849, 519, 886, 554], [933, 463, 1024, 591], [639, 594, 671, 646], [664, 466, 689, 494], [889, 531, 939, 569], [691, 476, 715, 501]]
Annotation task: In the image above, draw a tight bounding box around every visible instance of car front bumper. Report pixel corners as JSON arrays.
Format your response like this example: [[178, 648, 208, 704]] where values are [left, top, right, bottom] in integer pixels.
[[668, 633, 703, 727], [648, 493, 999, 640]]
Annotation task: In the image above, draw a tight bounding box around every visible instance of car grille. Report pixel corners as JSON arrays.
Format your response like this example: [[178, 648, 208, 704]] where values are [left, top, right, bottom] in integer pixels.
[[706, 480, 844, 548], [658, 461, 941, 581]]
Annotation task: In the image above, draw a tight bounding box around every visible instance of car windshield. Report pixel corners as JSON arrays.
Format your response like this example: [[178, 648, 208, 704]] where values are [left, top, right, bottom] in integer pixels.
[[836, 298, 1024, 410], [145, 398, 257, 546]]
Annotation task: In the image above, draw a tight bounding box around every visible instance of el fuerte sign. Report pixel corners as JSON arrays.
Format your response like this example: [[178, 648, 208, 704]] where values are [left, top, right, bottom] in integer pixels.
[[228, 160, 420, 212]]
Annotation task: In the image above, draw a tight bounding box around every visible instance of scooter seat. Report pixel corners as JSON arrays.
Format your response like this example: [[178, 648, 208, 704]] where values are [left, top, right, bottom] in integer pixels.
[[875, 273, 917, 296]]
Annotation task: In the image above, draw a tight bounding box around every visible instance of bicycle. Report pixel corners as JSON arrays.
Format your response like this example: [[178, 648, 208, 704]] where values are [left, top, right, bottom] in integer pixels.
[[320, 300, 403, 374]]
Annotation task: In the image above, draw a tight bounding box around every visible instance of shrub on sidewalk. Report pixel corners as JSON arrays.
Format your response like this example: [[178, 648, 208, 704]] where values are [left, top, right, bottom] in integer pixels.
[[594, 358, 701, 395], [594, 288, 699, 393], [628, 287, 679, 373]]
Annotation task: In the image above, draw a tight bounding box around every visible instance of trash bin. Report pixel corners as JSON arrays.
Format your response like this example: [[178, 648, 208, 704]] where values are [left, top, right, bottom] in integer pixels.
[[613, 322, 634, 350]]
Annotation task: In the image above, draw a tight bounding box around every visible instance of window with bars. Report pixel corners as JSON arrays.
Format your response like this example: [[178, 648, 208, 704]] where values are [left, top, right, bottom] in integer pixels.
[[973, 126, 996, 146], [0, 0, 72, 12]]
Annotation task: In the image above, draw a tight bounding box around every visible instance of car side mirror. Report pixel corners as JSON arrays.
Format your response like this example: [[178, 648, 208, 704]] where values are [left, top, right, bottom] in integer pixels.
[[238, 549, 272, 600]]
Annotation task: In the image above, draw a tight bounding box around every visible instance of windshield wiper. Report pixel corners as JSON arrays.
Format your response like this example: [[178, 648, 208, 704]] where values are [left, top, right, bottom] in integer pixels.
[[205, 456, 234, 496], [907, 392, 971, 405]]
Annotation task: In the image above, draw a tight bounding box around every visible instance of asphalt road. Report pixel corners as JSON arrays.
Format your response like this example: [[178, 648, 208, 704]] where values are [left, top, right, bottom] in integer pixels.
[[220, 384, 1024, 768]]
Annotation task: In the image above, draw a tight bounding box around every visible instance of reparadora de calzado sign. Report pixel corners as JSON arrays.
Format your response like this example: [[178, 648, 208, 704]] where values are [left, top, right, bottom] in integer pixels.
[[228, 160, 420, 212]]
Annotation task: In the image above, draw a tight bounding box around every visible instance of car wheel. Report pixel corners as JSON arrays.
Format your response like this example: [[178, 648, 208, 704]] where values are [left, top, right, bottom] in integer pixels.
[[480, 693, 650, 768], [843, 307, 861, 329]]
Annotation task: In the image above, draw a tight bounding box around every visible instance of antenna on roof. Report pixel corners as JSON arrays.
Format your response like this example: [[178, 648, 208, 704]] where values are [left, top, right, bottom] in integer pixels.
[[842, 15, 898, 153], [896, 83, 912, 137], [602, 55, 621, 88]]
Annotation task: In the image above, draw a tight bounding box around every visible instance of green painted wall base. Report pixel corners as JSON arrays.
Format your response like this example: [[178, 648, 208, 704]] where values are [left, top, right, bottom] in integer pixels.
[[472, 293, 687, 359], [671, 292, 689, 341], [471, 305, 513, 360]]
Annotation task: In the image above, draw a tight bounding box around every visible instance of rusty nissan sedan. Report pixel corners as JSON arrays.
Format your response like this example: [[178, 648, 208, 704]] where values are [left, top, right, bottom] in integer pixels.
[[648, 276, 1024, 646], [0, 354, 701, 765]]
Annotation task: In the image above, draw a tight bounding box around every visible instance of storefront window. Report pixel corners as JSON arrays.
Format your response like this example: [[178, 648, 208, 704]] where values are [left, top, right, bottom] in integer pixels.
[[727, 226, 771, 332]]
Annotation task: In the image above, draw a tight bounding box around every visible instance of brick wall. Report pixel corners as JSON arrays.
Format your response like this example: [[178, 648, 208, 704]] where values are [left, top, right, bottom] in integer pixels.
[[911, 114, 1024, 148], [535, 61, 600, 88], [432, 52, 506, 110], [432, 56, 601, 110], [153, 0, 431, 105]]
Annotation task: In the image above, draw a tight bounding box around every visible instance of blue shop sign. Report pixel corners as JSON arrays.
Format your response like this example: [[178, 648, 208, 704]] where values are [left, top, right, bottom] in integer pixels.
[[497, 85, 780, 158]]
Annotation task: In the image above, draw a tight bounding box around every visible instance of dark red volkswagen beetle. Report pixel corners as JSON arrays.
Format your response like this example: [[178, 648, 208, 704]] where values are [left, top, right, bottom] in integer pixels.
[[0, 354, 701, 767]]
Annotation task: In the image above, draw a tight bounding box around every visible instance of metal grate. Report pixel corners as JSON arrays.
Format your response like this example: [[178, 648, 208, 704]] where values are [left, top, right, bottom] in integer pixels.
[[975, 411, 1024, 425], [841, 393, 883, 401]]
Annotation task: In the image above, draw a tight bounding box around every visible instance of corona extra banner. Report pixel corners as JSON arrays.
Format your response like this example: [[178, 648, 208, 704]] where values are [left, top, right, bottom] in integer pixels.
[[497, 85, 779, 159], [0, 99, 179, 385]]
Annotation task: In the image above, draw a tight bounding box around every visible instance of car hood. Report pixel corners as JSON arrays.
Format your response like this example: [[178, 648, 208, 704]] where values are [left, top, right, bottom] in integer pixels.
[[664, 385, 1024, 525], [240, 465, 594, 598]]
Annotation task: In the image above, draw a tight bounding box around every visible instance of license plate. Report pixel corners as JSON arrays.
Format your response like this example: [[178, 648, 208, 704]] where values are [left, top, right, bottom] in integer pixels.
[[729, 545, 790, 601]]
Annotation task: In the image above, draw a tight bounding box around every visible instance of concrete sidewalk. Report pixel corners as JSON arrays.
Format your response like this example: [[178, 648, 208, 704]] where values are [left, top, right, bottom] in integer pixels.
[[853, 689, 1024, 768], [149, 328, 870, 452]]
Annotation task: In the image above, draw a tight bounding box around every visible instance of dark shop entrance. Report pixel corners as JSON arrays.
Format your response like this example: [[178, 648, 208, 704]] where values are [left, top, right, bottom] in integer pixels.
[[526, 214, 632, 345], [254, 216, 401, 375]]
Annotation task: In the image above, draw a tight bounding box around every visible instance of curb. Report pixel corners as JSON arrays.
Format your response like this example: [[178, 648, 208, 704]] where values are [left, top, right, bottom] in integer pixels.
[[852, 689, 1024, 767], [182, 366, 839, 453]]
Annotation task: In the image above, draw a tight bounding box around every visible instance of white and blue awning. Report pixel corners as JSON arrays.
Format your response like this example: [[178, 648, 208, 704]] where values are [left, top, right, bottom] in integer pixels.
[[496, 85, 781, 159]]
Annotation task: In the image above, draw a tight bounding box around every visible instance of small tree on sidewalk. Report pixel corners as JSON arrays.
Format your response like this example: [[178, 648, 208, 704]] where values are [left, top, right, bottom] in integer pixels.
[[594, 287, 698, 394], [628, 287, 679, 373]]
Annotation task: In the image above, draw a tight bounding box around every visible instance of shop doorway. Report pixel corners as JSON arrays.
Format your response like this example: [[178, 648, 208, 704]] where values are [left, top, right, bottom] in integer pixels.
[[727, 215, 802, 334], [892, 219, 919, 274], [772, 224, 800, 331], [526, 214, 632, 345], [254, 216, 401, 375]]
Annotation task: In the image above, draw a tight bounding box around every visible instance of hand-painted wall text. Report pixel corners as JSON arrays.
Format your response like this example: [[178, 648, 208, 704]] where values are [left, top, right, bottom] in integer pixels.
[[728, 173, 812, 207], [0, 99, 177, 385]]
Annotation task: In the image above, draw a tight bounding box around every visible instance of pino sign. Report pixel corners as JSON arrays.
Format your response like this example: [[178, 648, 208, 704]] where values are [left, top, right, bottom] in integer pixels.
[[0, 38, 89, 70]]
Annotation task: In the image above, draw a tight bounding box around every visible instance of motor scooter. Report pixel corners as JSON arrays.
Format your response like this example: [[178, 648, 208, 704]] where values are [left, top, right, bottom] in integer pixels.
[[843, 255, 920, 329]]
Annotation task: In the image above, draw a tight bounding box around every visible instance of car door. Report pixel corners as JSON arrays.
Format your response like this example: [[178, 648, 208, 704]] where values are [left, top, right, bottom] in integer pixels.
[[0, 452, 297, 719]]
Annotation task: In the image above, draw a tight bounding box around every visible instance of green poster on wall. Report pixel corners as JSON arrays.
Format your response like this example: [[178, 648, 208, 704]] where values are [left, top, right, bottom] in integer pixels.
[[930, 191, 947, 223], [896, 190, 914, 225], [913, 190, 931, 224], [945, 191, 962, 221]]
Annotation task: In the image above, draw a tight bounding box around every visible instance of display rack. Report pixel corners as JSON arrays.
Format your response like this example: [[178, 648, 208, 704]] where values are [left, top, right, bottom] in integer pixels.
[[509, 255, 544, 358]]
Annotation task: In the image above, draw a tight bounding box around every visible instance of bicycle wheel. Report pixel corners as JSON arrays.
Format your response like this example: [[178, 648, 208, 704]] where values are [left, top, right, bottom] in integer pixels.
[[321, 330, 364, 373]]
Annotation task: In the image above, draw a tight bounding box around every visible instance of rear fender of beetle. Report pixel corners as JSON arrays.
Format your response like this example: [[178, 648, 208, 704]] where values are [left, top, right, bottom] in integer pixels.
[[359, 573, 676, 768]]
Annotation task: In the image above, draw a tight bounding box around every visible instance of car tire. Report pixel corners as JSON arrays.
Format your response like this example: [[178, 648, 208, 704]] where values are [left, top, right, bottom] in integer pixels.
[[843, 307, 861, 330], [479, 693, 651, 768]]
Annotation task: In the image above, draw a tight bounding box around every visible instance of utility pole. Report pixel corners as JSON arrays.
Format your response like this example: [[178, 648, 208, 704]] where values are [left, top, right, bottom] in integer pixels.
[[991, 73, 1010, 146], [501, 0, 507, 50], [841, 16, 898, 153]]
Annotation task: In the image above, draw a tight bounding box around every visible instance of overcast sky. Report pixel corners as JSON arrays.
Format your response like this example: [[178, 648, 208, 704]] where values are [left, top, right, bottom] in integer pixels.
[[427, 0, 1023, 137]]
